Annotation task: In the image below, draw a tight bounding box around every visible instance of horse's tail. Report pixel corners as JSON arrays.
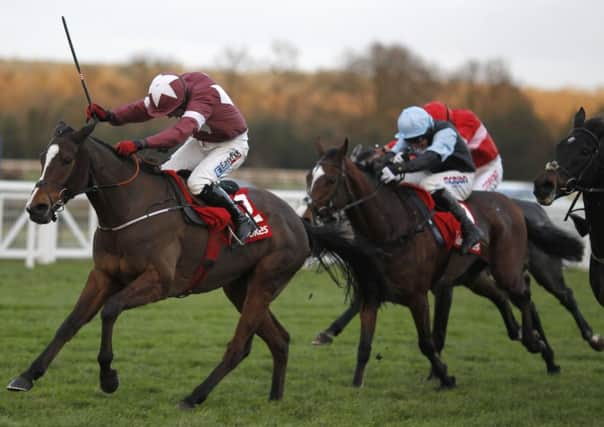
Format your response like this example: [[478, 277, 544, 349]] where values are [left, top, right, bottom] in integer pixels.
[[524, 211, 584, 262], [302, 219, 388, 304]]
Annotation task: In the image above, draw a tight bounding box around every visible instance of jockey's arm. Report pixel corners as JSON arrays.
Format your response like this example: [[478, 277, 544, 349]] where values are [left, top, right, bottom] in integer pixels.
[[110, 99, 153, 125], [398, 151, 440, 173], [397, 128, 456, 173], [144, 116, 201, 149]]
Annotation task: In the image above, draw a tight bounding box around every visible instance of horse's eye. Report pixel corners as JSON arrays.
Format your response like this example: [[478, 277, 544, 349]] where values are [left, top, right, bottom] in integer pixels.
[[61, 156, 74, 164], [325, 176, 337, 184]]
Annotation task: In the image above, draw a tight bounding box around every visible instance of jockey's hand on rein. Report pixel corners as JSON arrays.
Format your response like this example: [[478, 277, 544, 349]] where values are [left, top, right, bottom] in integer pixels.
[[85, 103, 114, 122], [115, 139, 147, 157], [380, 163, 405, 184]]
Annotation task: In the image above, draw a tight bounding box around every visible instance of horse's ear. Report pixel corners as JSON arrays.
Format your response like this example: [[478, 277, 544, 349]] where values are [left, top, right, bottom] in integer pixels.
[[338, 138, 349, 159], [315, 138, 325, 156], [574, 107, 586, 128], [72, 121, 97, 143]]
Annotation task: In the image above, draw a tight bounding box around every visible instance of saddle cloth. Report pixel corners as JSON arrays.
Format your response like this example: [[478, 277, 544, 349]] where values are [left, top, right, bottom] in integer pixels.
[[402, 183, 481, 255], [164, 170, 272, 244]]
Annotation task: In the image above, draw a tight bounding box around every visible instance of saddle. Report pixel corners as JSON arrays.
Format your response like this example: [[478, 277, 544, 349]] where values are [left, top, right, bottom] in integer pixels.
[[398, 184, 481, 255], [167, 170, 240, 227]]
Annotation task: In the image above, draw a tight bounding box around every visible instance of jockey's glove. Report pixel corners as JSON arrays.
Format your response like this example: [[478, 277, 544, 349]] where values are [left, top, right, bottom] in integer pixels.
[[86, 103, 115, 122], [115, 139, 148, 157], [380, 164, 403, 184]]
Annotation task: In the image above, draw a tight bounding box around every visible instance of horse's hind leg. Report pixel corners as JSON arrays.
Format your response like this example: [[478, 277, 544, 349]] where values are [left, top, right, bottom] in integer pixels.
[[97, 267, 167, 394], [352, 301, 378, 387], [222, 281, 290, 400], [181, 263, 296, 408], [529, 300, 560, 373], [7, 269, 116, 392], [465, 269, 521, 341], [529, 246, 604, 351], [408, 293, 455, 389], [312, 296, 361, 345]]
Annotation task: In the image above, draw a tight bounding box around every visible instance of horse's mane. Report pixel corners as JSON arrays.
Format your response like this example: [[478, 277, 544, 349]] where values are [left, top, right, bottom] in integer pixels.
[[585, 115, 604, 136], [53, 121, 162, 175]]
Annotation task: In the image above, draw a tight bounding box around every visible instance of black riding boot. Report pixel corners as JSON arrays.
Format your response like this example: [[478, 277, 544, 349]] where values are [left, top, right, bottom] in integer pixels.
[[432, 189, 483, 255], [200, 183, 257, 245]]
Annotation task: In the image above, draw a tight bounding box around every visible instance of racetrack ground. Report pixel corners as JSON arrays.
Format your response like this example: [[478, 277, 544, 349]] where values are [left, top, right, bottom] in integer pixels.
[[1, 260, 602, 427]]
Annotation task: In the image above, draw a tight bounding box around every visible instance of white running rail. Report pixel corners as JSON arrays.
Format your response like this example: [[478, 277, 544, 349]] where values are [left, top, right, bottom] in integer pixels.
[[0, 180, 588, 269]]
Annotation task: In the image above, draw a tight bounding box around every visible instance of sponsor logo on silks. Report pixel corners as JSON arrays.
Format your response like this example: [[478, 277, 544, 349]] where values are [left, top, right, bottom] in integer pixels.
[[249, 224, 270, 238], [443, 175, 469, 186], [214, 149, 242, 178]]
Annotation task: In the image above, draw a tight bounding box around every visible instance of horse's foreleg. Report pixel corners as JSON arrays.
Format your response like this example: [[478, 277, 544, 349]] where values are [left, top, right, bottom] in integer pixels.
[[408, 293, 456, 389], [7, 269, 116, 392], [465, 270, 521, 340], [530, 251, 604, 351], [312, 297, 361, 345], [352, 301, 378, 387], [97, 267, 166, 394]]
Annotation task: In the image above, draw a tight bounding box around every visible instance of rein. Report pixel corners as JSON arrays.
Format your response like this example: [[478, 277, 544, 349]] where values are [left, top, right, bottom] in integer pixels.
[[311, 160, 382, 219], [309, 157, 429, 249]]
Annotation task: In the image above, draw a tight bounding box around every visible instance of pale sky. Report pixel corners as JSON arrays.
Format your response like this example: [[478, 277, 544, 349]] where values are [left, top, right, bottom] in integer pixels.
[[4, 0, 603, 90]]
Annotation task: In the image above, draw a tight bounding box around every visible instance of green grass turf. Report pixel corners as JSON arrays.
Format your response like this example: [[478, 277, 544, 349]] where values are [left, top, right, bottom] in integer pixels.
[[1, 260, 603, 426]]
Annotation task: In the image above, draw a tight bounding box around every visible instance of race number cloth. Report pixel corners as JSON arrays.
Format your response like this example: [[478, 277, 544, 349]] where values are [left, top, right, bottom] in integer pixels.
[[232, 188, 273, 243], [403, 183, 481, 255]]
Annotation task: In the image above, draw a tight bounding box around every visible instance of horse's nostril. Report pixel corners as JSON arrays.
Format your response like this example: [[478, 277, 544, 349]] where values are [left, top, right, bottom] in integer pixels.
[[27, 204, 49, 215]]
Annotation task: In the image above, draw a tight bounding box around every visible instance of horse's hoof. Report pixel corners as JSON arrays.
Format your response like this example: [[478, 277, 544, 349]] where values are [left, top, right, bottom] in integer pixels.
[[6, 376, 33, 392], [100, 369, 119, 394], [439, 376, 456, 390], [589, 334, 604, 351], [178, 399, 196, 410], [311, 332, 333, 346], [547, 365, 561, 375]]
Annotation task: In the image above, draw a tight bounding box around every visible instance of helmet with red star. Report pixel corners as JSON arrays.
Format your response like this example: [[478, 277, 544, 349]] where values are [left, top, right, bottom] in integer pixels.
[[144, 73, 187, 117]]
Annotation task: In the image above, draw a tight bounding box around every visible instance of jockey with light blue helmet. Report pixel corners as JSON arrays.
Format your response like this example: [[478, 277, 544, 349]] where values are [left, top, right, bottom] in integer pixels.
[[381, 106, 483, 254]]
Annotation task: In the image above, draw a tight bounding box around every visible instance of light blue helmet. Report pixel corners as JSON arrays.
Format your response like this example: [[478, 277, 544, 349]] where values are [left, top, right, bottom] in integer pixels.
[[394, 106, 434, 143]]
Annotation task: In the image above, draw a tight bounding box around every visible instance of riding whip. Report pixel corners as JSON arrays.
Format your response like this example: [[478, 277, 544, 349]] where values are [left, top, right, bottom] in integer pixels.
[[61, 16, 93, 106]]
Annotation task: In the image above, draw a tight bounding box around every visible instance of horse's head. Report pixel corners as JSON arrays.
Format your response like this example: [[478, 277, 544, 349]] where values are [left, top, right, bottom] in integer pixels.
[[306, 139, 352, 222], [534, 107, 604, 205], [26, 121, 96, 224]]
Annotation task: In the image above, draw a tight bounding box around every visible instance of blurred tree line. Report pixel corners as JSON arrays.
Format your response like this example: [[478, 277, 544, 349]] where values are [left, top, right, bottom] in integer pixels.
[[1, 42, 603, 180]]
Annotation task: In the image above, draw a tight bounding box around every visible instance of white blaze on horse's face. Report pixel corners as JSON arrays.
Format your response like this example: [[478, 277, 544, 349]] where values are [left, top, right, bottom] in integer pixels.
[[310, 165, 325, 193], [26, 144, 59, 209]]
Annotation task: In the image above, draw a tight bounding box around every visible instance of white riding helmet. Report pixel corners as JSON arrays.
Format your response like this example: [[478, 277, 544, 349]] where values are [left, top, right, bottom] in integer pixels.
[[394, 106, 434, 142]]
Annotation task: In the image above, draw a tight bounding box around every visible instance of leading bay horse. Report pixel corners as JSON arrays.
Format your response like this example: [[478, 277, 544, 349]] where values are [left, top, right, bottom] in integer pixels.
[[307, 140, 557, 388], [535, 107, 604, 314], [7, 121, 379, 409]]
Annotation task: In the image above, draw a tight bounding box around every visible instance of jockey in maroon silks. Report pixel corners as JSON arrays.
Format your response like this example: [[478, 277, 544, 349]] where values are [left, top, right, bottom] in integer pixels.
[[86, 72, 256, 244]]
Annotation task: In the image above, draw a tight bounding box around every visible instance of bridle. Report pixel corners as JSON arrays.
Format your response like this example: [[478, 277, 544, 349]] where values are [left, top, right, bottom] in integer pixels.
[[35, 142, 141, 221], [308, 158, 381, 222], [549, 127, 604, 195]]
